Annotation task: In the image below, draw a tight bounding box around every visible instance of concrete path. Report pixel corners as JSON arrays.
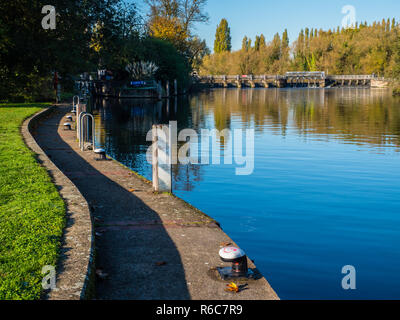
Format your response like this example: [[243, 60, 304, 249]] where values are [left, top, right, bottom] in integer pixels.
[[34, 105, 278, 300]]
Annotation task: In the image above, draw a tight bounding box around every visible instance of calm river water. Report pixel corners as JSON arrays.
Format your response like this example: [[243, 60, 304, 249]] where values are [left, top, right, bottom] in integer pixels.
[[92, 88, 400, 299]]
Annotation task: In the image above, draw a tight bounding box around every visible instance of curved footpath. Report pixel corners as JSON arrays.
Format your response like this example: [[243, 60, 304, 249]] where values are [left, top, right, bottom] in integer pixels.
[[22, 107, 94, 300], [29, 105, 278, 300]]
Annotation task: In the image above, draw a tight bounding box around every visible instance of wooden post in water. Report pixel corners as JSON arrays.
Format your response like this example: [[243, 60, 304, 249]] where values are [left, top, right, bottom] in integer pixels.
[[157, 81, 162, 100], [174, 97, 178, 113], [166, 81, 170, 98], [174, 79, 178, 96]]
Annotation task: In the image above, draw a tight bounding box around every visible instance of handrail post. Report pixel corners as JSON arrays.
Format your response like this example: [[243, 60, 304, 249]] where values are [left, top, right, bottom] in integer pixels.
[[152, 125, 159, 192], [79, 113, 95, 151], [73, 96, 80, 110], [76, 104, 82, 139]]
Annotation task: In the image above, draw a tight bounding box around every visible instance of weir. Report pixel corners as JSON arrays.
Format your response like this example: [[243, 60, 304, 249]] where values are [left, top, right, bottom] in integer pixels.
[[196, 73, 390, 88]]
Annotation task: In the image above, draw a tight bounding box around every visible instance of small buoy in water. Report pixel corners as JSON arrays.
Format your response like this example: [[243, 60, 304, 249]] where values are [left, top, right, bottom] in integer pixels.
[[217, 246, 249, 279], [66, 115, 73, 121], [63, 123, 72, 130], [94, 148, 106, 160]]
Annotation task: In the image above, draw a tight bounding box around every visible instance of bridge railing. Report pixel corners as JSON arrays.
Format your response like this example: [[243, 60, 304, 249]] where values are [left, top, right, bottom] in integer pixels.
[[200, 75, 286, 81], [286, 71, 325, 79], [327, 75, 373, 80], [198, 74, 384, 82]]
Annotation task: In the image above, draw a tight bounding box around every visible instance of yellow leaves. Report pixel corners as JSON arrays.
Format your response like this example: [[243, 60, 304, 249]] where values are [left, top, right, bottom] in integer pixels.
[[200, 51, 235, 75], [90, 42, 102, 53], [149, 16, 188, 46], [90, 22, 104, 53], [225, 282, 239, 293]]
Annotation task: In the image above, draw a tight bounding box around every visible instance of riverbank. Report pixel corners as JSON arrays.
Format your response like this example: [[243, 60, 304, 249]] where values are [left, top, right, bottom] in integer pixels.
[[0, 104, 65, 299], [33, 105, 278, 300]]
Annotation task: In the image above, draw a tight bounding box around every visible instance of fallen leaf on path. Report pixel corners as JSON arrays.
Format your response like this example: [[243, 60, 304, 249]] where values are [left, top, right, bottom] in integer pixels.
[[225, 282, 239, 293], [220, 242, 232, 247], [128, 189, 136, 192]]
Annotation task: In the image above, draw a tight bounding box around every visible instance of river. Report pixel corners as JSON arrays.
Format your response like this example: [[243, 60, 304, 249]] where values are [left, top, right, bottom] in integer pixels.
[[91, 88, 400, 299]]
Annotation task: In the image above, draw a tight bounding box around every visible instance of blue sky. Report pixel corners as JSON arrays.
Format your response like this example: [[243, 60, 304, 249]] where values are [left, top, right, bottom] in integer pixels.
[[135, 0, 400, 51]]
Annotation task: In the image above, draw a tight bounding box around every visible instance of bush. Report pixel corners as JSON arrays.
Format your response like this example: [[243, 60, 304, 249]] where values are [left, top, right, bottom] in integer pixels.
[[0, 74, 54, 103], [392, 82, 400, 96]]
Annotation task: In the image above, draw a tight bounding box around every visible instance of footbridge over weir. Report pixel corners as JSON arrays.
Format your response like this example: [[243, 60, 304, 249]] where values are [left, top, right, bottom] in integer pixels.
[[196, 72, 390, 88]]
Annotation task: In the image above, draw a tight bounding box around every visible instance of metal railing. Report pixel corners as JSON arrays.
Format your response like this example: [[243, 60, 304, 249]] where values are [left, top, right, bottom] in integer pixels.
[[327, 75, 373, 80], [199, 74, 384, 81], [202, 75, 286, 81], [72, 96, 79, 111], [78, 112, 95, 152]]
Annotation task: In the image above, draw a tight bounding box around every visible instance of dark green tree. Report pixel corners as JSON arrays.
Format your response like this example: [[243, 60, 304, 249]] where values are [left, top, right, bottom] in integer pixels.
[[0, 0, 113, 101]]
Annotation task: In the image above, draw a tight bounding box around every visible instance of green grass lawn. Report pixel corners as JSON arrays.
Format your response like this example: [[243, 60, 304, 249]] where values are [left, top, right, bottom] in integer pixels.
[[0, 104, 65, 300]]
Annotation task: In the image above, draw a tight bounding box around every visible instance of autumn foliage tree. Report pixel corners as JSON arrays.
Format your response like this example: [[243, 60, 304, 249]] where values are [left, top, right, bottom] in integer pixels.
[[201, 18, 400, 78], [145, 0, 209, 65]]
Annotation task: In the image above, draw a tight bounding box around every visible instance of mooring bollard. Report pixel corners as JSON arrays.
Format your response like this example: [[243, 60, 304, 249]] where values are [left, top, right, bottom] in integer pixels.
[[66, 115, 73, 122], [216, 246, 253, 280], [63, 123, 72, 130], [94, 148, 107, 160]]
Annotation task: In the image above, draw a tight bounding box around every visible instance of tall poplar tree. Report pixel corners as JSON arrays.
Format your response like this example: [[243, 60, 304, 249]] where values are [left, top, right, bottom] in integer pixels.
[[254, 36, 261, 51], [282, 29, 289, 48], [259, 34, 266, 49], [242, 36, 251, 51], [214, 18, 232, 53]]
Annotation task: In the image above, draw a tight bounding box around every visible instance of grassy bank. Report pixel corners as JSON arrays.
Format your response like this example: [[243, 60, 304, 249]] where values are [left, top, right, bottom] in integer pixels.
[[0, 104, 65, 300]]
